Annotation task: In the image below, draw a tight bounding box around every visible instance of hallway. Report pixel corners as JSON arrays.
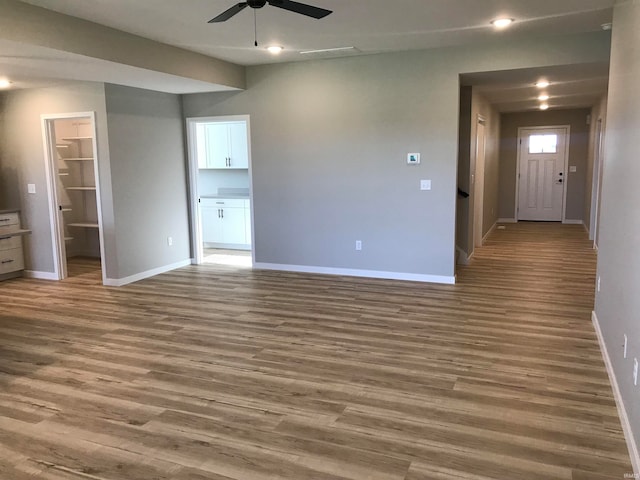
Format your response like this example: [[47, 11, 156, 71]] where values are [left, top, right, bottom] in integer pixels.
[[0, 223, 632, 479]]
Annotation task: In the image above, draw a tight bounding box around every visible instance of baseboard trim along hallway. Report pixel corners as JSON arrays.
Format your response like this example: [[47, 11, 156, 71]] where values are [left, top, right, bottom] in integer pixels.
[[592, 310, 640, 475]]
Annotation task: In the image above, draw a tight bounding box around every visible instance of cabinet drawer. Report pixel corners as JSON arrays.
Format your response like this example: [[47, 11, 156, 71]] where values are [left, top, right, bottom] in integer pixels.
[[0, 212, 19, 228], [201, 198, 246, 208], [0, 247, 24, 274], [0, 235, 22, 251]]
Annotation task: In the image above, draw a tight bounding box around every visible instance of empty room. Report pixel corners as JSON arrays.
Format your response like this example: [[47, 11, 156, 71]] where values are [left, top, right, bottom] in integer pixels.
[[1, 1, 639, 479]]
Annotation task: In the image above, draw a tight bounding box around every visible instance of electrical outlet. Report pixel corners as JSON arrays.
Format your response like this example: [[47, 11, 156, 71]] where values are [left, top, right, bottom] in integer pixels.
[[634, 358, 638, 386], [355, 240, 362, 251], [624, 334, 628, 359], [167, 236, 173, 246]]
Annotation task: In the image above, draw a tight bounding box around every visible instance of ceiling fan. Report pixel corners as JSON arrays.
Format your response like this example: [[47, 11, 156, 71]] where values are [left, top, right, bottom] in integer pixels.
[[208, 0, 332, 23]]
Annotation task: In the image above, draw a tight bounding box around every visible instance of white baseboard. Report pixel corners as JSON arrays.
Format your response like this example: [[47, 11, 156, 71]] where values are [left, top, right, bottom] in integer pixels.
[[456, 246, 472, 266], [497, 218, 517, 223], [254, 262, 456, 285], [104, 259, 191, 287], [24, 270, 59, 281], [482, 222, 497, 243], [563, 219, 584, 225], [592, 311, 640, 475]]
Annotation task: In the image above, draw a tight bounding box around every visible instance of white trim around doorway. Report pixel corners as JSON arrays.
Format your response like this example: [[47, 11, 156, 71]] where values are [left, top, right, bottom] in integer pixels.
[[40, 111, 107, 284], [185, 115, 255, 267]]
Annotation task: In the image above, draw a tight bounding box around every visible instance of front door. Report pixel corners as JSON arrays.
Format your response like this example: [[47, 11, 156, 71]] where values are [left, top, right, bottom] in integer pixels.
[[517, 127, 568, 221]]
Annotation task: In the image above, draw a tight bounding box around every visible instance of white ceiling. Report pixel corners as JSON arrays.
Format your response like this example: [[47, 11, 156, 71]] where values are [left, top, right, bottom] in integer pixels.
[[19, 0, 615, 66], [3, 0, 616, 111]]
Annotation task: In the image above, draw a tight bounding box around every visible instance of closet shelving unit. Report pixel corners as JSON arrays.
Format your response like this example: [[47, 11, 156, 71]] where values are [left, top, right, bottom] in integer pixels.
[[55, 127, 100, 255]]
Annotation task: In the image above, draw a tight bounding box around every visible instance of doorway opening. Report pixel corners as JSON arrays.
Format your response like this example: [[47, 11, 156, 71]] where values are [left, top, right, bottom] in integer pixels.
[[515, 126, 570, 222], [186, 115, 254, 267], [42, 112, 106, 282]]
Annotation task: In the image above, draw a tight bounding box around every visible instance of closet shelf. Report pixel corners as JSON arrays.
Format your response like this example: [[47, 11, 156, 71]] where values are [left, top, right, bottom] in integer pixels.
[[63, 157, 94, 161], [61, 136, 92, 141], [68, 223, 99, 228], [64, 237, 74, 241], [66, 186, 96, 191], [58, 173, 70, 176]]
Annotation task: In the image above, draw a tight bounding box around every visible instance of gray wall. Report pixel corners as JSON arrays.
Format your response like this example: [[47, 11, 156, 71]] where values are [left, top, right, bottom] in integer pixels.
[[498, 109, 591, 221], [104, 84, 190, 279], [183, 33, 607, 279], [595, 0, 640, 454], [0, 82, 115, 275]]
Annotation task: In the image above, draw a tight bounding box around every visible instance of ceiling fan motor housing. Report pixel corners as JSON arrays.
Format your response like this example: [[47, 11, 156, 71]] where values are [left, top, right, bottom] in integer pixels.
[[247, 0, 268, 8]]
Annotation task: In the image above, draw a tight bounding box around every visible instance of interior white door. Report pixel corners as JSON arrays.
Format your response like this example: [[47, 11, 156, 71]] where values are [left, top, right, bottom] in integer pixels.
[[591, 119, 604, 246], [473, 120, 486, 248], [518, 127, 567, 221]]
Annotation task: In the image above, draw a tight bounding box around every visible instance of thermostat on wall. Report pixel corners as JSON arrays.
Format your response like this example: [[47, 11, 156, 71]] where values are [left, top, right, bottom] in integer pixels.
[[407, 153, 421, 165]]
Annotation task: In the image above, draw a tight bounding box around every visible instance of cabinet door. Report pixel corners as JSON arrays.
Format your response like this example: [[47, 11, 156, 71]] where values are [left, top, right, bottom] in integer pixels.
[[201, 206, 223, 243], [205, 124, 230, 169], [228, 122, 249, 168], [221, 207, 246, 244]]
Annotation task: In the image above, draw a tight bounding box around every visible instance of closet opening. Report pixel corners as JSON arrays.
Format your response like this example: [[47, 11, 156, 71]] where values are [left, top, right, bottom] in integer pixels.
[[42, 112, 106, 283]]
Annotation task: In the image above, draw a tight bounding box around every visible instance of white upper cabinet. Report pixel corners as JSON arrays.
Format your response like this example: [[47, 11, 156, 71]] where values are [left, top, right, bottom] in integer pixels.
[[197, 121, 249, 169]]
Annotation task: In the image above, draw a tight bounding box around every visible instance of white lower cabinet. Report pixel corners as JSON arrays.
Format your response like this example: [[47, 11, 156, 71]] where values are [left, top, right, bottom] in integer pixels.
[[201, 198, 251, 248], [0, 210, 30, 280]]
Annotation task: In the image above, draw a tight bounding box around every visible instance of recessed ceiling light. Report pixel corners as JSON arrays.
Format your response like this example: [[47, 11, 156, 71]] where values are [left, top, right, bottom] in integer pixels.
[[540, 103, 550, 111], [601, 23, 613, 31], [535, 80, 550, 88], [0, 79, 12, 89], [266, 45, 283, 54], [538, 94, 550, 101], [491, 18, 514, 29]]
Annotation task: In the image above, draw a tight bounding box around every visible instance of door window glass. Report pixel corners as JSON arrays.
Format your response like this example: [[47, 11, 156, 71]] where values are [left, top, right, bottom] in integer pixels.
[[529, 134, 557, 154]]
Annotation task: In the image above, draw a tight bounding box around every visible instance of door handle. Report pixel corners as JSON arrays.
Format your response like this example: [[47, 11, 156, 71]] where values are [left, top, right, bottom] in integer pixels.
[[221, 209, 224, 219]]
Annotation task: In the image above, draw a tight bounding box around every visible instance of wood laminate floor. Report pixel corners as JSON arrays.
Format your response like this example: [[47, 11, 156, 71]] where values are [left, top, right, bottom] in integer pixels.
[[0, 223, 632, 479]]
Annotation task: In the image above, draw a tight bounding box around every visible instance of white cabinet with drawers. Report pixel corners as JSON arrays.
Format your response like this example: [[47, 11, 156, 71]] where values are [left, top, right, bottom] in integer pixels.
[[0, 210, 31, 280], [200, 198, 251, 249]]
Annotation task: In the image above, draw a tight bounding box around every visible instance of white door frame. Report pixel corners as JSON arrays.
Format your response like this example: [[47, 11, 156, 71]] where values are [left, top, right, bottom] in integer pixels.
[[473, 115, 486, 248], [185, 114, 254, 266], [590, 118, 604, 246], [515, 125, 571, 222], [41, 111, 107, 284]]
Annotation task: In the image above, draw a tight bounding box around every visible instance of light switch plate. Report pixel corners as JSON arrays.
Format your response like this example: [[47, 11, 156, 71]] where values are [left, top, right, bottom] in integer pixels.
[[569, 166, 577, 173], [407, 153, 420, 165], [27, 183, 36, 194], [420, 179, 431, 191]]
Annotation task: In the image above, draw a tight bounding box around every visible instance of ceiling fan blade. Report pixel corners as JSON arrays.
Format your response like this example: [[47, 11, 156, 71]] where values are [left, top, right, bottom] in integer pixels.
[[208, 3, 249, 23], [268, 0, 332, 19]]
